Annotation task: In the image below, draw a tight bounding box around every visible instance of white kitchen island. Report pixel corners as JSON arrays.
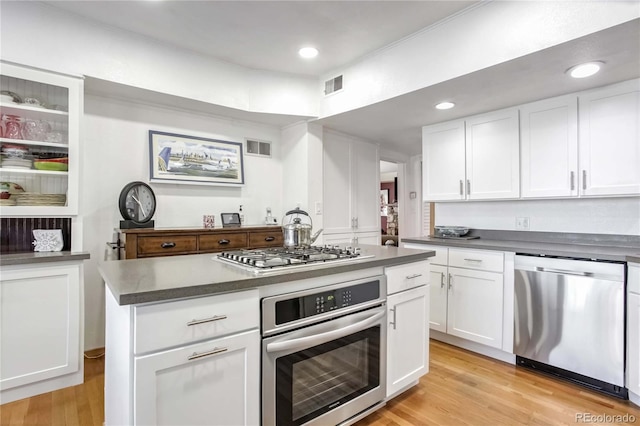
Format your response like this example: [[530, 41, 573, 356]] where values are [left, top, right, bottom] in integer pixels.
[[99, 245, 434, 426]]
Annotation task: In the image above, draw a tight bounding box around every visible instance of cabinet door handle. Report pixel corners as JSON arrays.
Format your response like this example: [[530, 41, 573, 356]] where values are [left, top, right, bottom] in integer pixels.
[[161, 242, 176, 249], [440, 272, 445, 288], [448, 273, 453, 290], [389, 307, 397, 330], [459, 180, 463, 196], [218, 239, 230, 245], [570, 171, 575, 190], [355, 217, 359, 229], [264, 236, 275, 241], [406, 273, 422, 279], [351, 217, 355, 229], [187, 347, 228, 361], [582, 170, 587, 190], [463, 258, 483, 262], [466, 179, 471, 195], [187, 314, 228, 327]]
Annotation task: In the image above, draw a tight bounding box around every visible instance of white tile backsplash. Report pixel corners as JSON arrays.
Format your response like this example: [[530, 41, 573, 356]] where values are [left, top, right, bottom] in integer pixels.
[[436, 197, 640, 235]]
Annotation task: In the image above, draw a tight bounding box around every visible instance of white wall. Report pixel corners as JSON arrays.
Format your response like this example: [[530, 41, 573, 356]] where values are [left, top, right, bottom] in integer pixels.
[[319, 1, 640, 118], [436, 198, 640, 235], [82, 94, 284, 349], [0, 1, 318, 117]]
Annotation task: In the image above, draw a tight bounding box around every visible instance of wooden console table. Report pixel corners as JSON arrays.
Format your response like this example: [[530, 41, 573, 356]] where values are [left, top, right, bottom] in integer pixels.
[[118, 225, 284, 259]]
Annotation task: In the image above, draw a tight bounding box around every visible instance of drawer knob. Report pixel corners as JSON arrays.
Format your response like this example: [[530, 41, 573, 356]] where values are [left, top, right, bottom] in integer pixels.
[[264, 236, 275, 241], [187, 347, 228, 361], [187, 314, 228, 327], [161, 242, 176, 249], [218, 239, 230, 245]]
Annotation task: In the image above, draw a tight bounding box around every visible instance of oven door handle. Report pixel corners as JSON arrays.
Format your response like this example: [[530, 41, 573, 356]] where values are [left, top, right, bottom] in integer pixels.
[[265, 310, 385, 354]]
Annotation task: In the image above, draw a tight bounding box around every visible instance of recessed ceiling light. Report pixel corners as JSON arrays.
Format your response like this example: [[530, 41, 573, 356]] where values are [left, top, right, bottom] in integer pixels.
[[435, 101, 455, 110], [566, 61, 604, 78], [298, 47, 319, 59]]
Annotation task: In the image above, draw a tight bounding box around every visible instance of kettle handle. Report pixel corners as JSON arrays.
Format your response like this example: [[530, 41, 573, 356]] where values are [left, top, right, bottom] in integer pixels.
[[285, 208, 309, 217]]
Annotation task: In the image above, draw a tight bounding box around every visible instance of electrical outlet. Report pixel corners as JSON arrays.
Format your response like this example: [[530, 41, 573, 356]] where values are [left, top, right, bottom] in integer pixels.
[[516, 217, 530, 231], [315, 202, 322, 215]]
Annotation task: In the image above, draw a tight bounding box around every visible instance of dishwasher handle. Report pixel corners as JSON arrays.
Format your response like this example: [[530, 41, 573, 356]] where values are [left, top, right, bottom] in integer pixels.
[[535, 266, 593, 277]]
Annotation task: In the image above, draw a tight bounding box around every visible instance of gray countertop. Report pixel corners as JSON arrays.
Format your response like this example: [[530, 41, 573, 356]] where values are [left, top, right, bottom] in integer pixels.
[[403, 232, 640, 263], [99, 245, 435, 306], [629, 255, 640, 264], [0, 251, 91, 266]]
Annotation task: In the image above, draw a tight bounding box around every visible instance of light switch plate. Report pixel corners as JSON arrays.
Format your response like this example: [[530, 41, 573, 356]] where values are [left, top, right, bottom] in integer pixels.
[[516, 217, 530, 231], [315, 202, 322, 215]]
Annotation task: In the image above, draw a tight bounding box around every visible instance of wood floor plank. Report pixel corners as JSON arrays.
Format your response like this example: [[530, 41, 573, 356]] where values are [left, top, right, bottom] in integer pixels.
[[2, 341, 640, 425]]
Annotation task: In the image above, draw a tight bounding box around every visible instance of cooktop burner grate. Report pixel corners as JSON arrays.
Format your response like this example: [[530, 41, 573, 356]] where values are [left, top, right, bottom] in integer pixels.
[[218, 246, 365, 270]]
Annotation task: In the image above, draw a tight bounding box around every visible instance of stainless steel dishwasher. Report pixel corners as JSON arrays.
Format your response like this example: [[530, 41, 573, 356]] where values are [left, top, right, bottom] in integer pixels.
[[514, 254, 626, 398]]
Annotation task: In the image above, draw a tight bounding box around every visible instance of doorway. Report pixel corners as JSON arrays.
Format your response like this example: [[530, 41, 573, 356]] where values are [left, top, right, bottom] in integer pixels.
[[380, 160, 399, 246]]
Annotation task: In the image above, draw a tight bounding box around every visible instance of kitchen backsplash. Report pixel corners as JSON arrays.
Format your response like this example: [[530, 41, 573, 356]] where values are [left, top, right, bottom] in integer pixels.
[[0, 218, 71, 253]]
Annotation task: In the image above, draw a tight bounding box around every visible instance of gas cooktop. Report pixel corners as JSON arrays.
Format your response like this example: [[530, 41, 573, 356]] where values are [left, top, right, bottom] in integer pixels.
[[216, 246, 373, 273]]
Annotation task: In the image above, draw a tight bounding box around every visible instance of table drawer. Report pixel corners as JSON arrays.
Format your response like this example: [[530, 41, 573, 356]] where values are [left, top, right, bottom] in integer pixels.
[[199, 232, 248, 252], [134, 289, 259, 354], [385, 260, 429, 295], [448, 248, 504, 272], [137, 235, 197, 257], [249, 230, 284, 248]]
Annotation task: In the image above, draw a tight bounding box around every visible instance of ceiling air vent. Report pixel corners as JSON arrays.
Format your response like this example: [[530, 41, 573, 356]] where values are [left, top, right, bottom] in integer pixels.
[[324, 75, 343, 95], [246, 138, 271, 157]]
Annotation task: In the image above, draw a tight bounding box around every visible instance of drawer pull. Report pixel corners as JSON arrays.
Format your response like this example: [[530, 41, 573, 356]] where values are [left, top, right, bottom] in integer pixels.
[[187, 314, 228, 327], [463, 258, 483, 262], [218, 239, 230, 245], [265, 236, 275, 241], [187, 347, 228, 361], [440, 272, 445, 288], [161, 242, 176, 249], [448, 273, 453, 290], [406, 273, 422, 280]]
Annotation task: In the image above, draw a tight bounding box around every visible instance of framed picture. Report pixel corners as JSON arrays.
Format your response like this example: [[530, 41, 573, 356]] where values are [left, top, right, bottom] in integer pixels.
[[380, 189, 389, 216], [149, 131, 245, 186]]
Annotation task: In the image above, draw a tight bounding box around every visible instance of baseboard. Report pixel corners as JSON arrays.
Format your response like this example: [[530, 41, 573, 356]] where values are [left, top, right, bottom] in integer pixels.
[[430, 331, 516, 364], [630, 391, 640, 407], [85, 347, 106, 358]]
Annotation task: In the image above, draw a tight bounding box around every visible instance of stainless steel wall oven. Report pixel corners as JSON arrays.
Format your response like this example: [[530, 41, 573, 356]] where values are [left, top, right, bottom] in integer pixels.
[[262, 276, 387, 426]]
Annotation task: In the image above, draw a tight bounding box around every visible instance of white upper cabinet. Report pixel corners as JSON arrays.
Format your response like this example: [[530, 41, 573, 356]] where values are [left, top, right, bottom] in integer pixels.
[[323, 130, 380, 236], [465, 108, 520, 200], [0, 62, 82, 216], [579, 79, 640, 197], [520, 95, 578, 198], [422, 109, 519, 202], [422, 120, 466, 201]]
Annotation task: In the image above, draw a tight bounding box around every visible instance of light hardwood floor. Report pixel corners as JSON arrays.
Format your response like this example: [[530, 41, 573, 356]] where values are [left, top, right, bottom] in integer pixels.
[[2, 340, 639, 425]]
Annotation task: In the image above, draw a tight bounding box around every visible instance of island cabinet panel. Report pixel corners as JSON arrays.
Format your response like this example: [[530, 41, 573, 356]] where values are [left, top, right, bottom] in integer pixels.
[[200, 232, 248, 252], [120, 226, 283, 259], [134, 330, 260, 426], [137, 235, 198, 257], [384, 261, 430, 398], [106, 288, 260, 426]]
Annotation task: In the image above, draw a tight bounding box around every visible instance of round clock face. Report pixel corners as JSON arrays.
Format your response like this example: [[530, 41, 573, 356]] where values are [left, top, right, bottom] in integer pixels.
[[119, 181, 156, 223]]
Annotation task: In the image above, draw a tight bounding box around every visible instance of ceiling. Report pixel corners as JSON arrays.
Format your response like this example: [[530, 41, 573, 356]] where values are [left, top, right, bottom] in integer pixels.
[[42, 1, 640, 156], [41, 0, 477, 77]]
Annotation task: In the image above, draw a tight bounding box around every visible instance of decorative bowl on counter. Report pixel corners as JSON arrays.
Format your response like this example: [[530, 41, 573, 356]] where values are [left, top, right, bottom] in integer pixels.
[[434, 226, 470, 237]]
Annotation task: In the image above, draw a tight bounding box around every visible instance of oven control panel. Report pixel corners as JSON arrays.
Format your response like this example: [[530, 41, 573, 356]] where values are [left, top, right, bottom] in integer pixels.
[[275, 280, 380, 325]]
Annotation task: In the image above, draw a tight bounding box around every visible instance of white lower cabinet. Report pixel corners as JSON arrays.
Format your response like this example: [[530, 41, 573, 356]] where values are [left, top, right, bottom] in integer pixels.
[[405, 244, 508, 351], [384, 261, 429, 398], [0, 262, 83, 404], [322, 231, 380, 246], [105, 288, 260, 426], [134, 330, 259, 426], [628, 264, 640, 405]]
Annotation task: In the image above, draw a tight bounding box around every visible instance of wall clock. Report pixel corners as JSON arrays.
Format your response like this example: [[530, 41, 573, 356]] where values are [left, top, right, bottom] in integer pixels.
[[118, 181, 156, 229]]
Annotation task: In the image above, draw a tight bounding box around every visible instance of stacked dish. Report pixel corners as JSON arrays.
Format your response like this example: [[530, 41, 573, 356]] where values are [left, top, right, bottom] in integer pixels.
[[13, 193, 66, 206], [1, 143, 32, 169], [33, 157, 68, 171]]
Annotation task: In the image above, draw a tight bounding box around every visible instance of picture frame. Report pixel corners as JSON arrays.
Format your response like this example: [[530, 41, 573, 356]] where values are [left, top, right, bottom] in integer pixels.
[[149, 130, 245, 186], [221, 212, 241, 227], [380, 189, 389, 216]]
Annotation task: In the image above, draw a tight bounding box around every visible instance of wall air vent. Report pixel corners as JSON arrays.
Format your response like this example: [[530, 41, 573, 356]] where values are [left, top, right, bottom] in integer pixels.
[[324, 75, 343, 95], [245, 138, 271, 157]]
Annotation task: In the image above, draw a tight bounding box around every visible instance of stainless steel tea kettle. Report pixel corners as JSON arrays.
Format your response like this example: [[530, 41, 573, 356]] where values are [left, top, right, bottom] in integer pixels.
[[282, 208, 323, 248]]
